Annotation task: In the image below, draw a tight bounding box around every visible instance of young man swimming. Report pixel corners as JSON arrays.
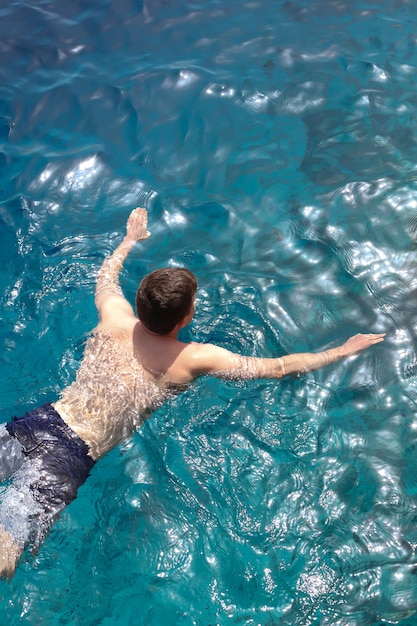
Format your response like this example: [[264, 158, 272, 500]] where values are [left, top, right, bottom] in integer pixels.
[[0, 208, 385, 578]]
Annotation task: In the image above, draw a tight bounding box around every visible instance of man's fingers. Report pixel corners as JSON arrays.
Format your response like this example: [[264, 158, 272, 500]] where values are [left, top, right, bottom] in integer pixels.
[[370, 333, 386, 342]]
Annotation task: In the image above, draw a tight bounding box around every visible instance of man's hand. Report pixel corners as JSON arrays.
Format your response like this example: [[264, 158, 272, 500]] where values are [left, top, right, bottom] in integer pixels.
[[341, 332, 386, 357], [126, 208, 151, 242]]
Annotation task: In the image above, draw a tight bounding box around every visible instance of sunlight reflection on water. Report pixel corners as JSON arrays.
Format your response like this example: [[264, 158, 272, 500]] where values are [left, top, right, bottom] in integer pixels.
[[1, 0, 417, 625]]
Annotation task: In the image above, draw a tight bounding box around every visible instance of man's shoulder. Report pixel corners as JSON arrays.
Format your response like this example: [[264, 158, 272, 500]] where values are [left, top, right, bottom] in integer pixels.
[[177, 342, 238, 378], [97, 293, 135, 325], [94, 315, 137, 339]]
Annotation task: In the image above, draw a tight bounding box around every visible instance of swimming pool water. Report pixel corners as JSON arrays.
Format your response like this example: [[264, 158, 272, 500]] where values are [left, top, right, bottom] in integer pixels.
[[1, 0, 417, 624]]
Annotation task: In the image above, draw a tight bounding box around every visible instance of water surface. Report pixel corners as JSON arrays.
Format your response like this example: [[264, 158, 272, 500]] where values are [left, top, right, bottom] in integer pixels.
[[1, 1, 417, 624]]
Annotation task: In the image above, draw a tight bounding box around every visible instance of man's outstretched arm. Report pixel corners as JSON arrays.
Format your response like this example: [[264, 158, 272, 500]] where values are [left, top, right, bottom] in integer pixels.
[[187, 332, 386, 380], [95, 208, 150, 322]]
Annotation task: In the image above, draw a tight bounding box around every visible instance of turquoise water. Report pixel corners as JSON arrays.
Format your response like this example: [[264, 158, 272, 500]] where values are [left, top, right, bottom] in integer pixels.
[[1, 0, 417, 623]]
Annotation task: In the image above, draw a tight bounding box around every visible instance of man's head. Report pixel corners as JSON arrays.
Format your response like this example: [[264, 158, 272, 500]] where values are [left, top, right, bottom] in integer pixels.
[[136, 268, 198, 335]]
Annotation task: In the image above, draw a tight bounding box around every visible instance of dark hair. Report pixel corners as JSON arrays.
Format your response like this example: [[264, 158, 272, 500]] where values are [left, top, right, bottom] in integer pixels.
[[136, 268, 197, 335]]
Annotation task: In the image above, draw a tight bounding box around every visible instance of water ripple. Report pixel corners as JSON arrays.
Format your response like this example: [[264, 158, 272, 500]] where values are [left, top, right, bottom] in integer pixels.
[[2, 0, 417, 624]]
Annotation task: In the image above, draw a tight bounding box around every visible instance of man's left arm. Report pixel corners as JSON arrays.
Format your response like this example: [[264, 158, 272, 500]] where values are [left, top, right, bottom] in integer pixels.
[[187, 333, 385, 380]]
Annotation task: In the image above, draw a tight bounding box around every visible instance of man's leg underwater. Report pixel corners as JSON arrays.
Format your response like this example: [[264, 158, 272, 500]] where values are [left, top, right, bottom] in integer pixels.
[[0, 423, 26, 481], [0, 527, 22, 579], [0, 423, 38, 579]]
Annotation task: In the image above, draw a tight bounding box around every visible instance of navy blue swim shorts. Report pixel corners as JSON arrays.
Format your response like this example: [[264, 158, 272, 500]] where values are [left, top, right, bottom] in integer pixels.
[[0, 404, 95, 548]]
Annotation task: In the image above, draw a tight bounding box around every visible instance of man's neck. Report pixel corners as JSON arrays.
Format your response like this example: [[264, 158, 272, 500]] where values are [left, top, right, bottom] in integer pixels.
[[140, 323, 180, 340]]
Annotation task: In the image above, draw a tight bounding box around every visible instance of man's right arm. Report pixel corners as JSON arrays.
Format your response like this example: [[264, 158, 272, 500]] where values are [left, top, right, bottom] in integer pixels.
[[95, 208, 150, 325], [187, 333, 386, 381]]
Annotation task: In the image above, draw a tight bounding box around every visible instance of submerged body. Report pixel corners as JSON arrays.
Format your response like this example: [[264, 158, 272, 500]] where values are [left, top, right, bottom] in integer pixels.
[[0, 208, 385, 578], [0, 328, 172, 564], [0, 326, 171, 577]]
